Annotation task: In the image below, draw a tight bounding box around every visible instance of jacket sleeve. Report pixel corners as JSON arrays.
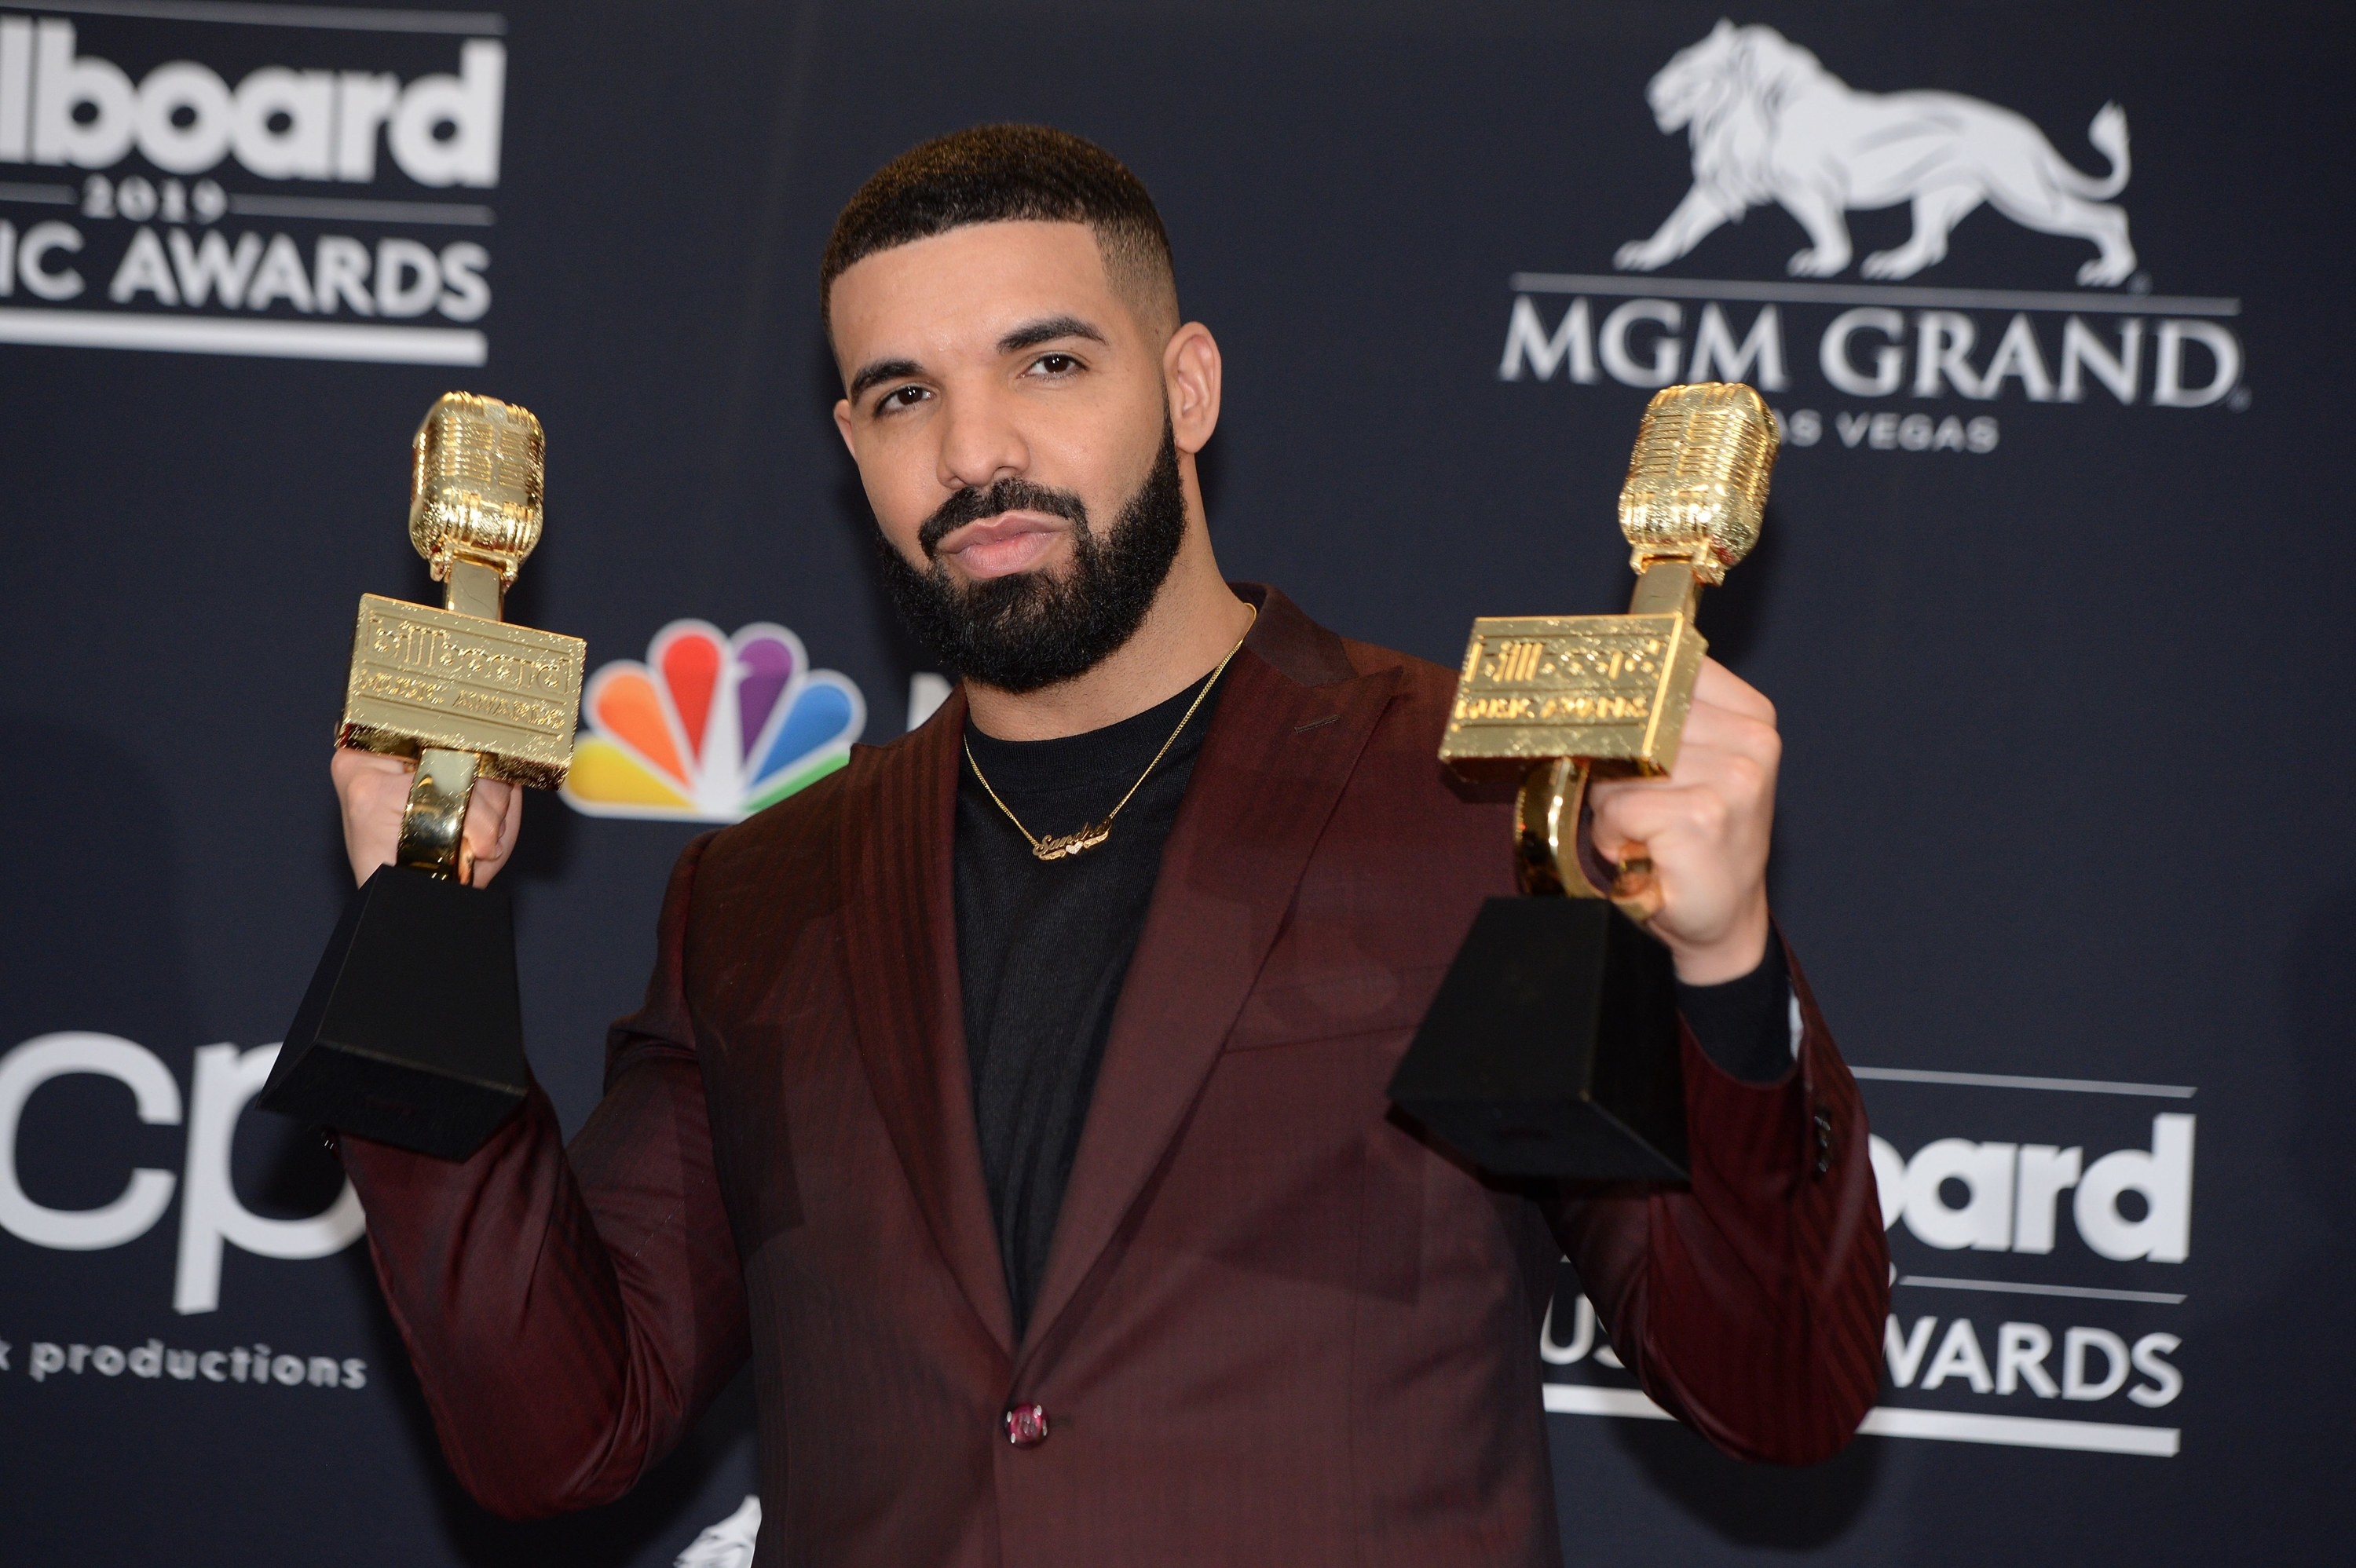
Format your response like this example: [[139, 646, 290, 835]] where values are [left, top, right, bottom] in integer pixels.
[[1542, 934, 1890, 1464], [333, 834, 750, 1518]]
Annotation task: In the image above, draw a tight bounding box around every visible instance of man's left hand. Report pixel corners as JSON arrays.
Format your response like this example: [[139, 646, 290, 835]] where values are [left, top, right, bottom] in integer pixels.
[[1586, 656, 1778, 985]]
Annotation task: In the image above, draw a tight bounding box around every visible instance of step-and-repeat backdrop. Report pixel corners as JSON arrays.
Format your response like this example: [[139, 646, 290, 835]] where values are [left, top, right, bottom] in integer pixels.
[[2, 2, 2347, 1563]]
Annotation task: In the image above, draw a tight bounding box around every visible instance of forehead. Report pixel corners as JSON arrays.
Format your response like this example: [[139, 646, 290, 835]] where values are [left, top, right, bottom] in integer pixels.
[[828, 220, 1125, 361]]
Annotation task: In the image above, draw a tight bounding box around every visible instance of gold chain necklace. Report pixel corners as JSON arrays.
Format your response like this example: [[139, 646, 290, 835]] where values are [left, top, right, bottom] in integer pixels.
[[964, 606, 1258, 862]]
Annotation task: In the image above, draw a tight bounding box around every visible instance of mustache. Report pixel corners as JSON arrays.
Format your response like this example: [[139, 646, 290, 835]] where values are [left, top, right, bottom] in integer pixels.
[[916, 477, 1089, 557]]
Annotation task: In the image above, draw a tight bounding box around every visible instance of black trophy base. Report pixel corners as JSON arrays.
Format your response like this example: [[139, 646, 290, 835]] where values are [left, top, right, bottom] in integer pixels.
[[261, 864, 528, 1160], [1389, 897, 1688, 1182]]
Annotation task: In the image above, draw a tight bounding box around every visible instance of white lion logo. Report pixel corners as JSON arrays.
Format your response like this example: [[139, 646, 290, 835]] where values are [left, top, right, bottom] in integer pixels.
[[1615, 20, 2135, 285]]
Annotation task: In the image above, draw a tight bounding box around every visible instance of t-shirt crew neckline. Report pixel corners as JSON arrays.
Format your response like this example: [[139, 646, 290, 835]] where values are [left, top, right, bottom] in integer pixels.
[[960, 674, 1224, 801]]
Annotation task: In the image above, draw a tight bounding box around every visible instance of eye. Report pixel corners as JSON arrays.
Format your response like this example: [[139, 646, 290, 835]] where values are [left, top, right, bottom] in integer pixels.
[[875, 384, 930, 415], [1029, 352, 1082, 377]]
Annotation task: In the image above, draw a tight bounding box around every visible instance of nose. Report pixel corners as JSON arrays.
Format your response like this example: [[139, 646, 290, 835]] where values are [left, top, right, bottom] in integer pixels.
[[935, 385, 1029, 496]]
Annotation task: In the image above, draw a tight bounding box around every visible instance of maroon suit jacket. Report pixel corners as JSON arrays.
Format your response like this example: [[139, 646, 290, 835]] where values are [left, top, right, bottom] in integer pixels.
[[339, 585, 1888, 1566]]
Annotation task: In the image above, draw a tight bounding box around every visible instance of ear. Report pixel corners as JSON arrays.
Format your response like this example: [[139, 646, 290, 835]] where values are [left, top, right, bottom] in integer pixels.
[[1164, 322, 1223, 456], [832, 397, 857, 459], [1711, 17, 1736, 39]]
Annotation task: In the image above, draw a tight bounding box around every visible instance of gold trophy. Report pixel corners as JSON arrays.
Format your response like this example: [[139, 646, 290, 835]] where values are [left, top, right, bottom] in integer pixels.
[[1388, 382, 1776, 1180], [262, 393, 587, 1160], [341, 393, 584, 872]]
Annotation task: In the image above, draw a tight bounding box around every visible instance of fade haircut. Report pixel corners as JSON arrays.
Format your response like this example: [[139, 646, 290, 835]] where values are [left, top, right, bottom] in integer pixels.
[[821, 124, 1180, 342]]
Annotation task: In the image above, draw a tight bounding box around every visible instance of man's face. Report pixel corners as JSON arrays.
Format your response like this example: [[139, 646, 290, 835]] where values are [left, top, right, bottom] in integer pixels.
[[830, 221, 1189, 691]]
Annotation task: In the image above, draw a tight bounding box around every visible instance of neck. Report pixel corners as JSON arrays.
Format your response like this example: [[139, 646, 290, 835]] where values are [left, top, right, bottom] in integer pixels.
[[963, 485, 1252, 742]]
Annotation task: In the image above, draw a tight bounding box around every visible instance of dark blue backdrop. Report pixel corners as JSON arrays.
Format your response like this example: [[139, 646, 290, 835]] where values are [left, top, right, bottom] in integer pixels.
[[2, 2, 2349, 1562]]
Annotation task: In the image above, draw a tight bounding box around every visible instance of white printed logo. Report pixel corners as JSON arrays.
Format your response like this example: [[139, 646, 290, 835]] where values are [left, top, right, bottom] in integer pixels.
[[1868, 1113, 2193, 1262], [1616, 20, 2133, 285], [1543, 1067, 2201, 1457], [1494, 24, 2244, 451], [0, 1033, 364, 1314], [0, 12, 508, 365], [675, 1496, 760, 1568], [0, 20, 504, 187]]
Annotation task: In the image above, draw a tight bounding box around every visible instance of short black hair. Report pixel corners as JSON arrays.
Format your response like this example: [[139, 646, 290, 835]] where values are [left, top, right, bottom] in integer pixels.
[[822, 124, 1178, 337]]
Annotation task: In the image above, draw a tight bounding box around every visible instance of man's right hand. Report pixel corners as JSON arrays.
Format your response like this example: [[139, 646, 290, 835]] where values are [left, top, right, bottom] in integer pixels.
[[331, 748, 522, 889]]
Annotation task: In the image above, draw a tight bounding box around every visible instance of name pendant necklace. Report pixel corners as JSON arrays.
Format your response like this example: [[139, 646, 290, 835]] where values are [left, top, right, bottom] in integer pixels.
[[964, 606, 1257, 862]]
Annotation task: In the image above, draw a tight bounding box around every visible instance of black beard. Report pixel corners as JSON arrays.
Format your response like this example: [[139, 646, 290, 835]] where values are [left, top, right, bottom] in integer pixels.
[[873, 424, 1187, 695]]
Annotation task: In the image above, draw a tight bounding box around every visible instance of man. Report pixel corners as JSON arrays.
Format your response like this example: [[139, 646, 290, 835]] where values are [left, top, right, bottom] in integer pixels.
[[330, 125, 1886, 1565]]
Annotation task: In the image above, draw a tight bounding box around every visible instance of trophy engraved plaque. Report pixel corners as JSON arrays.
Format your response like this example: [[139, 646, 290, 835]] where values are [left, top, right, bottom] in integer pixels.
[[262, 393, 586, 1160], [1388, 382, 1776, 1181]]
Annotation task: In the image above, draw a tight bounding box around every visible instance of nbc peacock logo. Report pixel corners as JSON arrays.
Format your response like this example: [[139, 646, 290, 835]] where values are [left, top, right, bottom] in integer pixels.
[[561, 620, 866, 822]]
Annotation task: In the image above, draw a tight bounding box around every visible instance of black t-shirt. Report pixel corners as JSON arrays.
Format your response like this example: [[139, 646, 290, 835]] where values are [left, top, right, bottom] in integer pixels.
[[956, 675, 1227, 1339], [953, 671, 1793, 1340]]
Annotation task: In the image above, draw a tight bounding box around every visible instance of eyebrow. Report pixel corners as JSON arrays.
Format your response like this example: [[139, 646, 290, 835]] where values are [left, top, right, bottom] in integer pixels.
[[997, 314, 1107, 354], [847, 316, 1108, 403], [848, 356, 923, 401]]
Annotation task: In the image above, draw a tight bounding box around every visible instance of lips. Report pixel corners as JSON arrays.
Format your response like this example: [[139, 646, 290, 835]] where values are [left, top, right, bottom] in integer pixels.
[[931, 510, 1070, 579]]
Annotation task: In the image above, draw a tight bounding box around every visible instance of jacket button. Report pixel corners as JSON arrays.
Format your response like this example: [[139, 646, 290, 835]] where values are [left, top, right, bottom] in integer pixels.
[[1004, 1402, 1050, 1449]]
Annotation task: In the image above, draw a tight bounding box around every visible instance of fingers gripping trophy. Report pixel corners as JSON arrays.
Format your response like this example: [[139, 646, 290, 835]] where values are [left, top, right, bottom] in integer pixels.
[[1388, 382, 1776, 1181], [262, 394, 587, 1160]]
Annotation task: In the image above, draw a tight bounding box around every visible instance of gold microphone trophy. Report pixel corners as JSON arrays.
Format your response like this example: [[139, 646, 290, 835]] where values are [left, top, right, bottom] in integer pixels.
[[262, 393, 586, 1160], [1388, 382, 1776, 1181]]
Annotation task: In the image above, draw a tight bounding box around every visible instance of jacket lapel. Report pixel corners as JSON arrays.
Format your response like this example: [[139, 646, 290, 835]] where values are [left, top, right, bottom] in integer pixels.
[[1020, 600, 1399, 1361], [837, 689, 1016, 1359]]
